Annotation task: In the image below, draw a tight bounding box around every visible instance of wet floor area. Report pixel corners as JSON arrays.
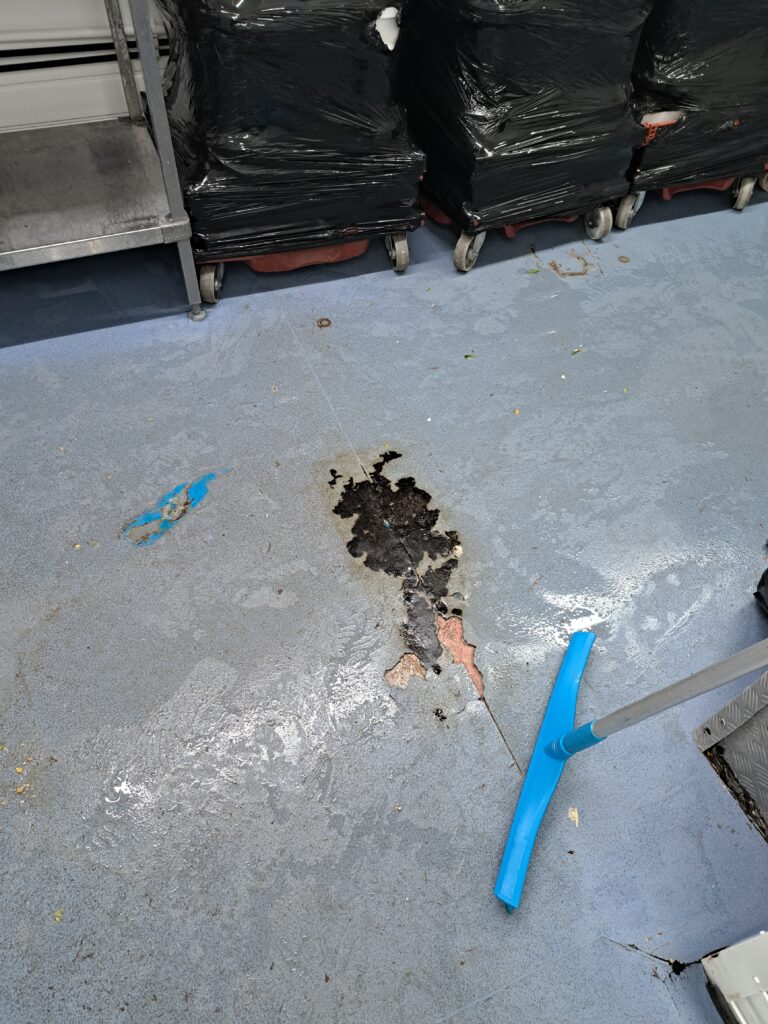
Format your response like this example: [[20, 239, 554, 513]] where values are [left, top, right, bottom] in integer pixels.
[[2, 193, 768, 1022]]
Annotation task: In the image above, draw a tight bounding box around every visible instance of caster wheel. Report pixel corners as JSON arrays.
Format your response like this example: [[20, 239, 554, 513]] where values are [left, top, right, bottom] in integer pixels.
[[453, 230, 487, 272], [199, 262, 224, 304], [615, 191, 645, 230], [759, 171, 768, 192], [385, 232, 409, 272], [733, 175, 756, 210], [584, 205, 613, 240]]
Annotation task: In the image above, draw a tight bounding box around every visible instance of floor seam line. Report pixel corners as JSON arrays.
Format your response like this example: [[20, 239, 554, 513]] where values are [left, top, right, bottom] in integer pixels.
[[483, 695, 523, 775], [284, 315, 371, 481]]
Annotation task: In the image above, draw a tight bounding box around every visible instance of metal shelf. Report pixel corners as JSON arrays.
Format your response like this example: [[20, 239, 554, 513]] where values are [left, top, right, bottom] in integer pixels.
[[1, 119, 188, 267], [0, 0, 205, 319]]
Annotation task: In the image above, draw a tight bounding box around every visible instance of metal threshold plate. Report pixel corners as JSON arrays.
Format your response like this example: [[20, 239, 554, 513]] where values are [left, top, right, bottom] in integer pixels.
[[0, 119, 188, 269], [695, 670, 768, 841]]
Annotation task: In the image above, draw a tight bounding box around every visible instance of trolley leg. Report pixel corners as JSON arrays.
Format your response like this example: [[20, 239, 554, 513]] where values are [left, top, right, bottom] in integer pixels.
[[177, 239, 206, 320]]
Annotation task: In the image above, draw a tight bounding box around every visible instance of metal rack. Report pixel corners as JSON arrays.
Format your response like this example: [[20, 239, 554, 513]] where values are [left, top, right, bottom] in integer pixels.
[[0, 0, 205, 320]]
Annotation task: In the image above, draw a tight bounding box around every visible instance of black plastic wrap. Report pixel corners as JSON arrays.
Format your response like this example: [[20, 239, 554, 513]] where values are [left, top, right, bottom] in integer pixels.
[[395, 0, 653, 231], [156, 1, 424, 260], [632, 0, 768, 189], [757, 568, 768, 621]]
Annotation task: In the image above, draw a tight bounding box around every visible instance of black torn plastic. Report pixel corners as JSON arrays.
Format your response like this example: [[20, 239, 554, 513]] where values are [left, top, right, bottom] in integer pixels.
[[756, 568, 768, 621], [156, 1, 424, 260], [394, 0, 653, 231], [631, 0, 768, 189]]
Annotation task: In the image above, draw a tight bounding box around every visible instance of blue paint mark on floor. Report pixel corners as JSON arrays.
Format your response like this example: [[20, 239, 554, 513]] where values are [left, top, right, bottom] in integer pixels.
[[123, 472, 219, 545]]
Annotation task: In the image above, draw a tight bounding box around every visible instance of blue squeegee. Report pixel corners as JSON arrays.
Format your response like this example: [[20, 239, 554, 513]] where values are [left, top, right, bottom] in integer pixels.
[[495, 630, 768, 911]]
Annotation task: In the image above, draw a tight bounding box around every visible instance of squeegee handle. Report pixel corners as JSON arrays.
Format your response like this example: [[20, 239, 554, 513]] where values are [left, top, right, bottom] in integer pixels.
[[588, 635, 768, 741]]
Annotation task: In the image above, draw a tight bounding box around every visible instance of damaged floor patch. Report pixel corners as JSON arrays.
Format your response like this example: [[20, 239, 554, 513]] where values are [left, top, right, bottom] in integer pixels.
[[384, 653, 426, 689], [332, 452, 483, 695], [123, 472, 220, 546], [436, 615, 483, 697]]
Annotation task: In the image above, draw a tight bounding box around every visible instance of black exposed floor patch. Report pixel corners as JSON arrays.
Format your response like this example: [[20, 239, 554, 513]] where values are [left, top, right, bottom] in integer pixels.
[[332, 452, 483, 694]]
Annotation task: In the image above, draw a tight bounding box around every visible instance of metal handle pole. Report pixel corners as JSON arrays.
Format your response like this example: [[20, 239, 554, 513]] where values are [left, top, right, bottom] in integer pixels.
[[553, 635, 768, 759], [593, 636, 768, 739]]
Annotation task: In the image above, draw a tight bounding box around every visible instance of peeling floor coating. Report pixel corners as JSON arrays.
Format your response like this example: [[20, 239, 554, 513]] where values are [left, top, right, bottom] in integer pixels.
[[122, 471, 221, 545], [2, 192, 768, 1022], [435, 614, 484, 696], [385, 652, 426, 688], [331, 450, 483, 694]]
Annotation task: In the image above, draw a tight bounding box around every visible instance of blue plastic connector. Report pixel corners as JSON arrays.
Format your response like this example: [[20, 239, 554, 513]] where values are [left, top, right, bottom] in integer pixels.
[[549, 720, 604, 760]]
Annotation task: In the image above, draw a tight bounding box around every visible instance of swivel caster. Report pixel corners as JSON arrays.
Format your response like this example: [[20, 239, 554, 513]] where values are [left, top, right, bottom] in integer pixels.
[[385, 232, 409, 272], [732, 176, 756, 210], [584, 205, 613, 240], [199, 262, 225, 304], [453, 230, 487, 272], [615, 191, 645, 230]]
